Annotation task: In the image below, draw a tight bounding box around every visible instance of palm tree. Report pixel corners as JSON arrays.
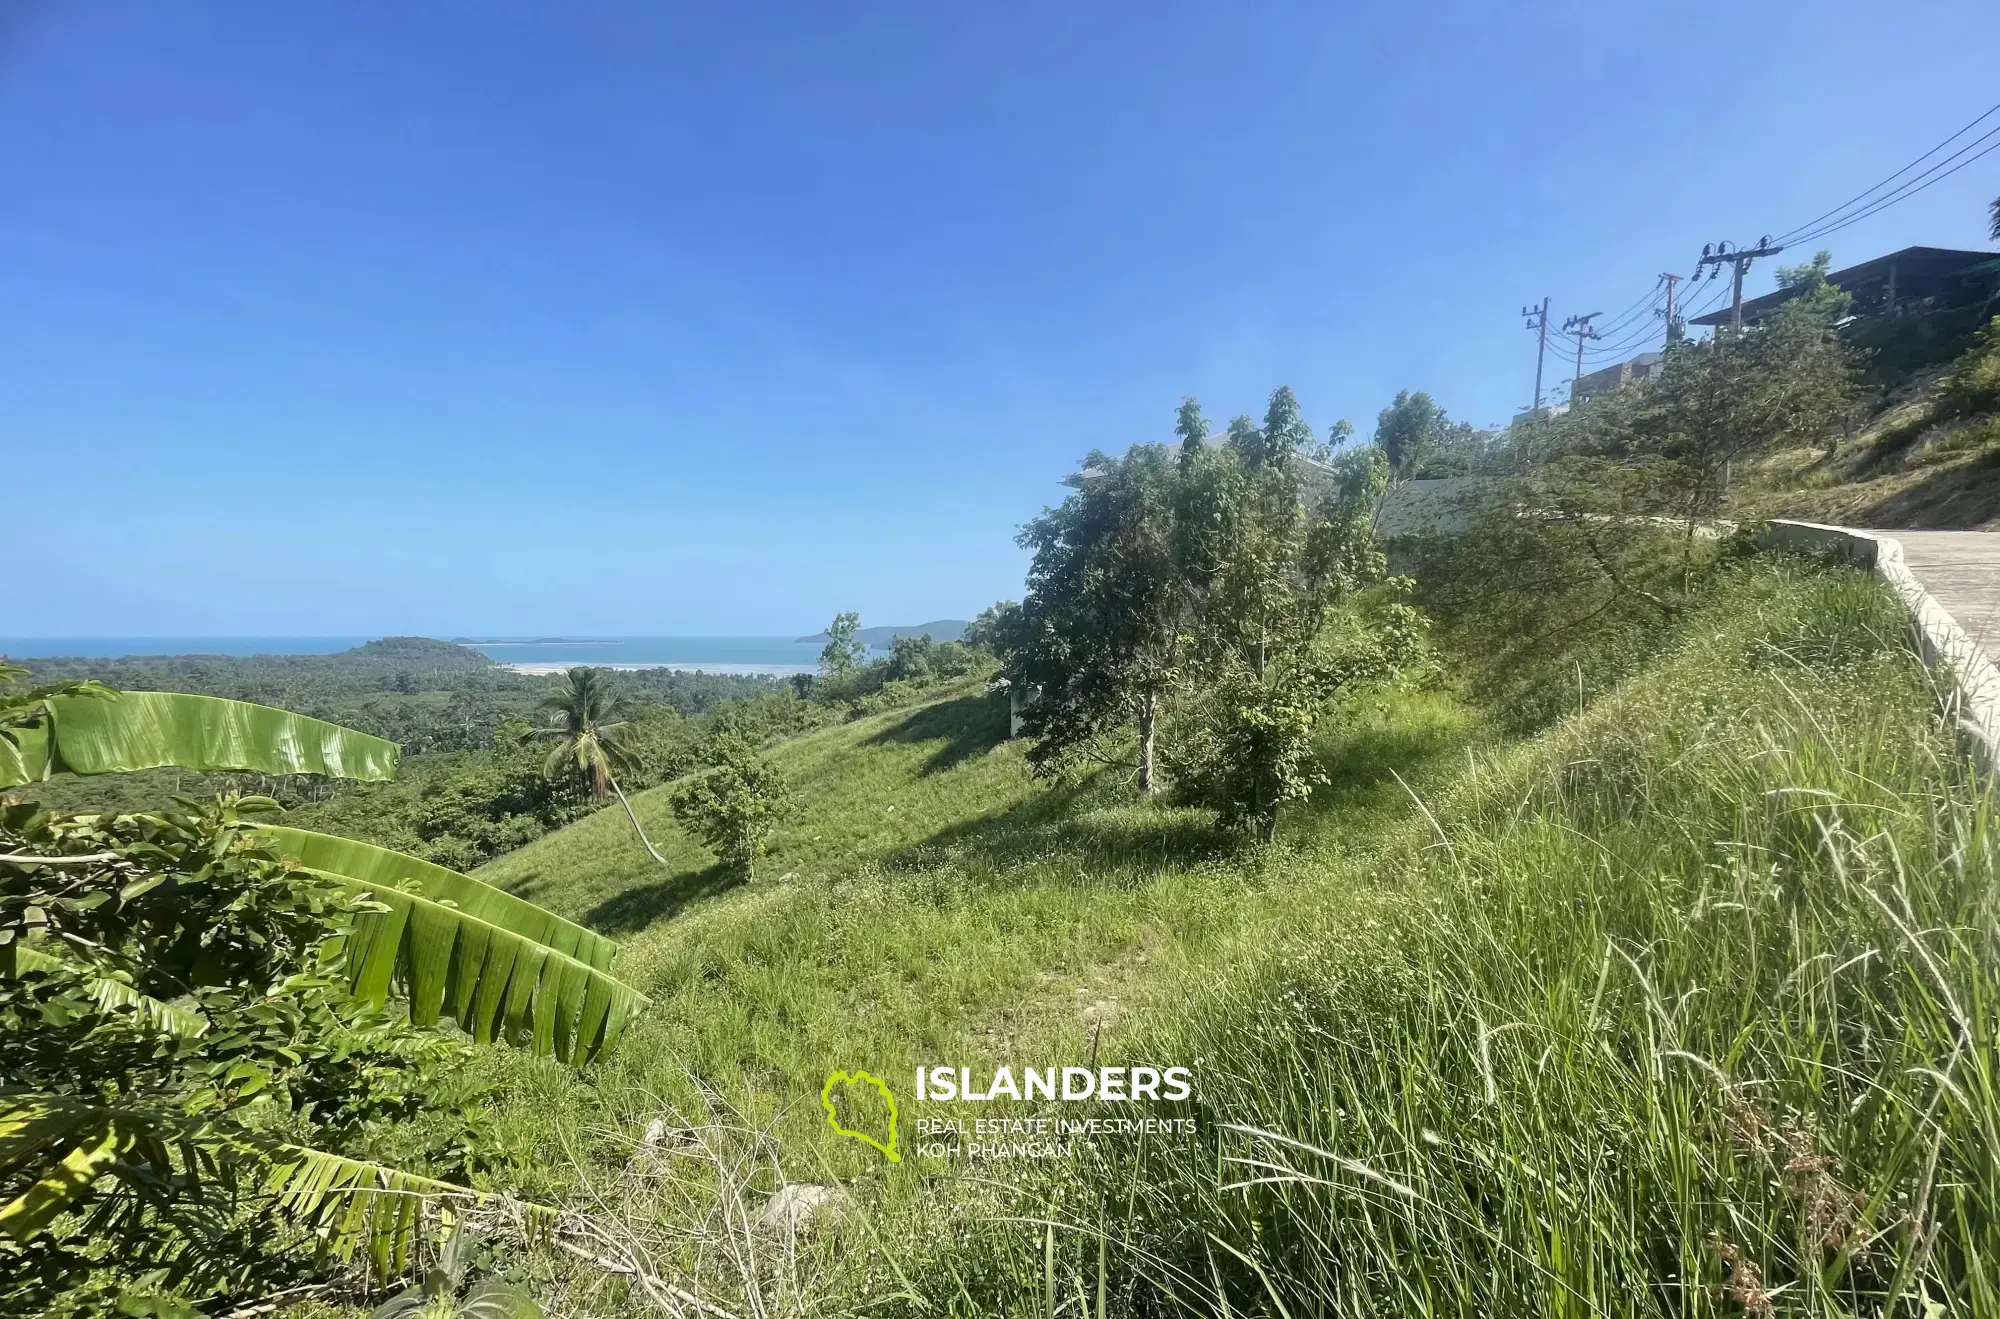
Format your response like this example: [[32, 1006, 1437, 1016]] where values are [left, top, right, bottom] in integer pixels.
[[536, 666, 670, 865]]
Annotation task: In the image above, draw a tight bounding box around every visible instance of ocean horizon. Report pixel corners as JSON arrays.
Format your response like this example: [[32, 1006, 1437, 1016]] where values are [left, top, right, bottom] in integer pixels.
[[0, 635, 880, 678]]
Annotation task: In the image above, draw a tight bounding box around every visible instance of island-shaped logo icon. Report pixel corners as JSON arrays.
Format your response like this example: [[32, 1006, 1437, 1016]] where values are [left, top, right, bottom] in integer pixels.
[[821, 1069, 901, 1163]]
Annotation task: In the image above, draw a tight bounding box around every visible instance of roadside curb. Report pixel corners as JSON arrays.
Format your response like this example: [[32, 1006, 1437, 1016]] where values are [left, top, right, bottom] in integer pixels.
[[1755, 519, 2000, 784]]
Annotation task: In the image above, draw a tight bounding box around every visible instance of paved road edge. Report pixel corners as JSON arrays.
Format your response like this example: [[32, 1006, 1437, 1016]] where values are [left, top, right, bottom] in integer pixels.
[[1756, 519, 2000, 785]]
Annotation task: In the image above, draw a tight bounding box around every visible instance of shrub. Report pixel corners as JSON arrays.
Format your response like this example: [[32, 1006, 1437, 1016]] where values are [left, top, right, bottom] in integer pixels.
[[668, 735, 792, 877]]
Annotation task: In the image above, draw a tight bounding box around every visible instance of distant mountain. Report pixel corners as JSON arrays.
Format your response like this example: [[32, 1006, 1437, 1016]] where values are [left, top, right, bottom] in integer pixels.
[[794, 619, 970, 646]]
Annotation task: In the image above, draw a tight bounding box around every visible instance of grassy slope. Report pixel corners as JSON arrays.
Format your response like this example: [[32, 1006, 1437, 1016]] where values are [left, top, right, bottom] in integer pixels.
[[467, 678, 1487, 1295], [471, 560, 1991, 1317], [1747, 369, 2000, 530], [1012, 563, 1995, 1317]]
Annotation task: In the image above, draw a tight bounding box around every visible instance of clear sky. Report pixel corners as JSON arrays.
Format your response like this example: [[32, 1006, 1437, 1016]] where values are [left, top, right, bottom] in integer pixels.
[[7, 2, 1997, 636]]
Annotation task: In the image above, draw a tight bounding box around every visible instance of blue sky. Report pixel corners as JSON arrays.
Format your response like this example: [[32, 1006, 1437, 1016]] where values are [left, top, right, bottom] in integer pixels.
[[7, 2, 1997, 636]]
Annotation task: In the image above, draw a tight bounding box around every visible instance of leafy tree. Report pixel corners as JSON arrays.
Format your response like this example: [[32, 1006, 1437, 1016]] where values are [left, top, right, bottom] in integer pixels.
[[1164, 393, 1415, 839], [1373, 390, 1492, 478], [1010, 439, 1189, 794], [1188, 388, 1324, 680], [1374, 389, 1445, 479], [818, 612, 866, 677], [668, 734, 790, 877], [1163, 597, 1428, 840], [963, 601, 1024, 657], [536, 666, 669, 864], [1633, 280, 1858, 532], [1175, 397, 1209, 470], [884, 634, 978, 683], [1414, 271, 1862, 725], [1989, 192, 1999, 241], [1012, 386, 1420, 833]]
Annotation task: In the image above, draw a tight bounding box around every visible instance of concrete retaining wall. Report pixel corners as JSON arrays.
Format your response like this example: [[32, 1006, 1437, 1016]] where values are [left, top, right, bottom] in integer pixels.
[[1756, 519, 2000, 782]]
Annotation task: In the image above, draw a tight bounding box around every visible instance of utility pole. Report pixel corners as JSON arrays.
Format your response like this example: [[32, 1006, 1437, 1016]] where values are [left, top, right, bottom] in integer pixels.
[[1562, 312, 1602, 397], [1521, 297, 1550, 413], [1695, 236, 1784, 331], [1659, 272, 1683, 346]]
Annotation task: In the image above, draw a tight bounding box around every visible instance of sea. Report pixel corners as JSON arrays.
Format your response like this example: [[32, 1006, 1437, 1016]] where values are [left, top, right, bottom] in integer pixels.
[[0, 636, 872, 678]]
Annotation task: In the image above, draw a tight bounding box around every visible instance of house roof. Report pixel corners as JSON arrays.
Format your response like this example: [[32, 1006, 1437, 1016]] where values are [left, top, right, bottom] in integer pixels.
[[1689, 245, 1995, 327]]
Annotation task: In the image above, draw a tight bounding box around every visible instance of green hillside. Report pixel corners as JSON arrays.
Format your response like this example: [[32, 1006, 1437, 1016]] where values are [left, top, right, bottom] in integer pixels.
[[461, 555, 1992, 1315]]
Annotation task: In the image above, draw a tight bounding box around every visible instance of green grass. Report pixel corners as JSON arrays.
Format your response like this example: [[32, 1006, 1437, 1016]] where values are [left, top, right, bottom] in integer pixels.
[[463, 560, 1991, 1318]]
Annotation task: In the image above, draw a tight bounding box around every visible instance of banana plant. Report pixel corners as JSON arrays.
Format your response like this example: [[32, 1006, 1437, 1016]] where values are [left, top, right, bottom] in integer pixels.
[[258, 825, 645, 1064], [0, 671, 641, 1298], [0, 683, 402, 786]]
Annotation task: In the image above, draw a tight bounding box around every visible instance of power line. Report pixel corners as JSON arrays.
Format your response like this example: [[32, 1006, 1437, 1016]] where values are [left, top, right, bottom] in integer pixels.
[[1784, 127, 2000, 249], [1774, 99, 2000, 246], [1681, 277, 1730, 320], [1588, 275, 1667, 338]]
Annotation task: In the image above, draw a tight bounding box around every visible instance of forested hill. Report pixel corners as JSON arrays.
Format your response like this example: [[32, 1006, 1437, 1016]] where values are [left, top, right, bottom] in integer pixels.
[[22, 635, 493, 691], [9, 640, 790, 863], [18, 638, 777, 746]]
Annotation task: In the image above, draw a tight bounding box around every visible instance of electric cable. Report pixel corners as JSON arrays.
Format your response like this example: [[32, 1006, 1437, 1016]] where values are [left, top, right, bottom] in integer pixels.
[[1773, 100, 2000, 246]]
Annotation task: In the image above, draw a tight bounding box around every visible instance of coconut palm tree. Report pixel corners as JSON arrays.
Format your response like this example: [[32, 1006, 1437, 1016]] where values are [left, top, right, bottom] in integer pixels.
[[536, 666, 670, 865]]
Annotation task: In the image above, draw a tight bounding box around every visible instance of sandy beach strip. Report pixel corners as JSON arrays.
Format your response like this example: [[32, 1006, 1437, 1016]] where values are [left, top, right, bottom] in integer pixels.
[[503, 661, 814, 677]]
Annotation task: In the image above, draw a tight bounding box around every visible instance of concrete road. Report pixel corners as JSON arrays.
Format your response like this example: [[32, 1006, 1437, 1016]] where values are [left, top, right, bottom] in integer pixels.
[[1866, 529, 2000, 653]]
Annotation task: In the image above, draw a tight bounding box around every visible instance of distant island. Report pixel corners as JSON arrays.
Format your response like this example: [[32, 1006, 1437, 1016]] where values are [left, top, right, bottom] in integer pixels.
[[449, 637, 616, 645], [794, 620, 970, 646]]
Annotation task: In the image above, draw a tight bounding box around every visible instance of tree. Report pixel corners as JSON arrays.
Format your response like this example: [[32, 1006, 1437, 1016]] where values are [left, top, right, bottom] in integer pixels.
[[668, 734, 790, 877], [1175, 397, 1209, 470], [536, 665, 670, 865], [884, 633, 977, 683], [964, 600, 1023, 657], [1374, 389, 1446, 479], [819, 612, 866, 676], [1163, 599, 1427, 841], [1192, 388, 1322, 680], [0, 669, 645, 1312], [1010, 438, 1189, 794], [1164, 393, 1415, 840]]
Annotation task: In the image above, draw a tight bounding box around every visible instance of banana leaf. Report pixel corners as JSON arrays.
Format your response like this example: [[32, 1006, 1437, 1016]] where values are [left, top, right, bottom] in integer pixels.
[[0, 691, 400, 787], [0, 1095, 129, 1241], [257, 826, 619, 971], [328, 873, 646, 1066]]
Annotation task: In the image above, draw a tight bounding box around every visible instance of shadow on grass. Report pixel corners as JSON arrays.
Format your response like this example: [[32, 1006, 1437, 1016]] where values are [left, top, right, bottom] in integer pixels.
[[574, 863, 747, 936], [1293, 696, 1479, 828], [887, 768, 1239, 882], [862, 691, 1011, 775]]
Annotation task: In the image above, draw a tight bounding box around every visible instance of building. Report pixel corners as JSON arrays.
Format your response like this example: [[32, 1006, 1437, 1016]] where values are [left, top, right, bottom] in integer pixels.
[[1689, 245, 1997, 330], [1570, 351, 1663, 402]]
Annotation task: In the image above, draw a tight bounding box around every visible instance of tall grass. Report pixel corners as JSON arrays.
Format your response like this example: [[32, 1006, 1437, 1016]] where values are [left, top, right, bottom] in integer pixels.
[[927, 564, 1996, 1316]]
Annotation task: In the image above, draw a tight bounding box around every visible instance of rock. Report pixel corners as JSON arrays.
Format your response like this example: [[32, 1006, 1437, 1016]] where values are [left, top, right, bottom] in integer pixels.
[[758, 1183, 850, 1235]]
